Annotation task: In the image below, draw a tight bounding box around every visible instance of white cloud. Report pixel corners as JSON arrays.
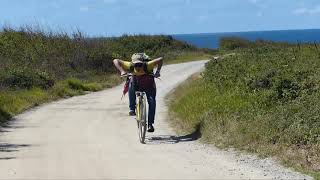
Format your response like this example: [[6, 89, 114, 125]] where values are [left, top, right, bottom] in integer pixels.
[[80, 6, 89, 12], [293, 6, 320, 15]]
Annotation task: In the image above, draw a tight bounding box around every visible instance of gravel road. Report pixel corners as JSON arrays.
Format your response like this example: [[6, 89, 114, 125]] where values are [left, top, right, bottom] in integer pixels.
[[0, 60, 312, 179]]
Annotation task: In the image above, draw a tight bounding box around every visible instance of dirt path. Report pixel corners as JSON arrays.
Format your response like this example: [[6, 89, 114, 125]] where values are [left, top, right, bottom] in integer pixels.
[[0, 60, 312, 179]]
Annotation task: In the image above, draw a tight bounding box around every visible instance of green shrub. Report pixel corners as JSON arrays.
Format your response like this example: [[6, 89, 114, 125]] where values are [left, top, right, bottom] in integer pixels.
[[1, 69, 54, 89], [219, 37, 253, 50], [67, 78, 88, 91], [0, 27, 203, 92], [67, 78, 102, 92], [0, 108, 11, 124], [169, 41, 320, 176]]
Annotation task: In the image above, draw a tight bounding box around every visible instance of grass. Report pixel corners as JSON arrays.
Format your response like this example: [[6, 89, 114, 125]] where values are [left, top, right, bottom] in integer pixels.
[[0, 75, 122, 124], [0, 88, 50, 123], [168, 38, 320, 179], [168, 75, 320, 179]]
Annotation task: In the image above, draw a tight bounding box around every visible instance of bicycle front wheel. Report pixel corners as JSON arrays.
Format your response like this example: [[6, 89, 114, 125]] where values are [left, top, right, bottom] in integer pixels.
[[137, 95, 147, 144]]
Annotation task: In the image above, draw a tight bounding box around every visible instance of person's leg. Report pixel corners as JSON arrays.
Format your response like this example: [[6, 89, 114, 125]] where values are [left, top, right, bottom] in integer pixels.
[[146, 88, 156, 125], [128, 77, 136, 114]]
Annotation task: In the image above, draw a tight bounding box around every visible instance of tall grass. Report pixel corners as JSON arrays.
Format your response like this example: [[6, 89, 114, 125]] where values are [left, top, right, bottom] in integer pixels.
[[169, 38, 320, 178]]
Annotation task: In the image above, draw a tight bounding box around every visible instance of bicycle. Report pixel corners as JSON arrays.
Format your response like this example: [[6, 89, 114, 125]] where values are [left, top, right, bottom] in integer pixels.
[[121, 74, 148, 144]]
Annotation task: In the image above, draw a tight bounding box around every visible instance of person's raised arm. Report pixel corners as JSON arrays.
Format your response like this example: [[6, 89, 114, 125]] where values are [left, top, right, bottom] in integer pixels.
[[113, 59, 127, 76], [150, 57, 163, 78]]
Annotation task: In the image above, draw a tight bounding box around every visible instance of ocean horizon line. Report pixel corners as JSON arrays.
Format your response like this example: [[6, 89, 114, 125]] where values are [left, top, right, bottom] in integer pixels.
[[172, 29, 320, 49], [171, 28, 320, 36]]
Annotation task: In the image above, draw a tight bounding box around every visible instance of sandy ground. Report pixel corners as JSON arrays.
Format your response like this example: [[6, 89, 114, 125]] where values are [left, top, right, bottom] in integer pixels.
[[0, 60, 312, 179]]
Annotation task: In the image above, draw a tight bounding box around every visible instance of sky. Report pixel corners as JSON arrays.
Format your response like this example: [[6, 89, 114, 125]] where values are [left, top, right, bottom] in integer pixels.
[[0, 0, 320, 36]]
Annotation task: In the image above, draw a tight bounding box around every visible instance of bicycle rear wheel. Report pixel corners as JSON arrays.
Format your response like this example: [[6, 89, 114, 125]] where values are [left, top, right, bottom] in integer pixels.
[[137, 94, 147, 144]]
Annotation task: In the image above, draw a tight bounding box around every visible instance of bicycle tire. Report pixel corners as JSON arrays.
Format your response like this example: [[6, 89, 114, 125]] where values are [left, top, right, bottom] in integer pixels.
[[136, 93, 147, 144], [138, 95, 147, 144], [136, 96, 141, 128]]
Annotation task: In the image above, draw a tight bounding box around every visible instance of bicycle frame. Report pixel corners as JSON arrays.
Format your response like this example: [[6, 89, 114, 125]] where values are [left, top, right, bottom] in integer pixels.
[[135, 91, 145, 121]]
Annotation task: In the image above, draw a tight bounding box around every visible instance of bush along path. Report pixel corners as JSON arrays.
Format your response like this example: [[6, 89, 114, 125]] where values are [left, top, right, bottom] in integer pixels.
[[0, 27, 212, 125], [168, 38, 320, 179]]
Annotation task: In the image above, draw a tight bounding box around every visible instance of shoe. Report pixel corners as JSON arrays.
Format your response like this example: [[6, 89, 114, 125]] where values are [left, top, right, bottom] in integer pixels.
[[129, 110, 136, 116], [147, 124, 155, 133]]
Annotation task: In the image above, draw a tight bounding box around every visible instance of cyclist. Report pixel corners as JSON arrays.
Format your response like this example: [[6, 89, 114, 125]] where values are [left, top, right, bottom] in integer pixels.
[[113, 53, 163, 132]]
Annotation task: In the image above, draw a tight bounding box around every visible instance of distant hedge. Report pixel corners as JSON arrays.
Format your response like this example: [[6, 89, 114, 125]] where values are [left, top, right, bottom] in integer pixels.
[[219, 36, 294, 50], [219, 36, 253, 50]]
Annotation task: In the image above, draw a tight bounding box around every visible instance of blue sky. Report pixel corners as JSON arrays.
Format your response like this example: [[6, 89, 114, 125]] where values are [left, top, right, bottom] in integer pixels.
[[0, 0, 320, 36]]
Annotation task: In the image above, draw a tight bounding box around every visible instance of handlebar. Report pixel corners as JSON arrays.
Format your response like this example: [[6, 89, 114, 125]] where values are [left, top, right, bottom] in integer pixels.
[[120, 73, 133, 78], [120, 73, 161, 80]]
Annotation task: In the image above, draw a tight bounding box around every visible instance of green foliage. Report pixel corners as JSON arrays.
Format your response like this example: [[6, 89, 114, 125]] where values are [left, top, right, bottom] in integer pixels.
[[0, 27, 203, 87], [1, 69, 54, 89], [0, 88, 49, 121], [0, 75, 121, 126], [219, 37, 253, 50], [0, 108, 11, 124], [105, 34, 197, 59], [203, 43, 320, 147], [169, 40, 320, 177], [0, 27, 206, 90], [67, 78, 102, 92], [219, 36, 293, 51]]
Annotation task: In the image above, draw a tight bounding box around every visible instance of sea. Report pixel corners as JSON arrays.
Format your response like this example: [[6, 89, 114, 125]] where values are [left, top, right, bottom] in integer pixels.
[[172, 29, 320, 49]]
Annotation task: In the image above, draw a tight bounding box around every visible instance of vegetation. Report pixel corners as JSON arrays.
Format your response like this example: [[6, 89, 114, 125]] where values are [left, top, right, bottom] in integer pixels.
[[169, 37, 320, 178], [0, 26, 210, 124], [219, 36, 253, 50]]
